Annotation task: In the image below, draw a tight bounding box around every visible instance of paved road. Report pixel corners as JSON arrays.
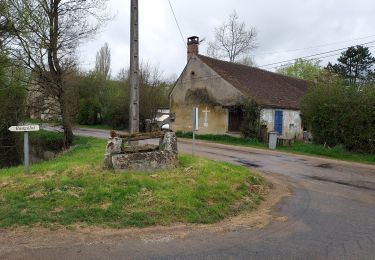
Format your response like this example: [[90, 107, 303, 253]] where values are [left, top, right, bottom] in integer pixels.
[[3, 127, 375, 259]]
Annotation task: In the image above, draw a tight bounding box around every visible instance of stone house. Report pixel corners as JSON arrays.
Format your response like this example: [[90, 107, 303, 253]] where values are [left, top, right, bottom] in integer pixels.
[[169, 36, 311, 139]]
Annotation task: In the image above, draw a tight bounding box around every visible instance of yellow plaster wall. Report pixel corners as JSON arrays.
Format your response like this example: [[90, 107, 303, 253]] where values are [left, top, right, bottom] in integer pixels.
[[171, 103, 228, 135]]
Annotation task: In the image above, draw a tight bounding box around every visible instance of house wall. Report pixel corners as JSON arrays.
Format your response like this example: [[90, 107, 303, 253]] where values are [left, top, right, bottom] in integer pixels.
[[170, 55, 243, 134], [170, 55, 244, 107], [261, 108, 303, 139], [171, 103, 228, 135], [170, 55, 304, 139]]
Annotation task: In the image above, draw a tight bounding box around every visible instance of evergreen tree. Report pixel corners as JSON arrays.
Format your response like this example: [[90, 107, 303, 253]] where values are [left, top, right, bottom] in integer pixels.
[[326, 45, 375, 86]]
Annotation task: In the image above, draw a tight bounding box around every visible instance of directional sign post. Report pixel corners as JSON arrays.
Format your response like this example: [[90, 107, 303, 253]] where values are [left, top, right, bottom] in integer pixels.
[[9, 125, 40, 174], [192, 108, 199, 156], [24, 132, 29, 174]]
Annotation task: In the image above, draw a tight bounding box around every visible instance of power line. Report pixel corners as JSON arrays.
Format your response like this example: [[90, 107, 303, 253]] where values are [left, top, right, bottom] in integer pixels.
[[167, 0, 186, 48], [264, 45, 375, 71], [253, 34, 375, 57], [259, 40, 375, 68]]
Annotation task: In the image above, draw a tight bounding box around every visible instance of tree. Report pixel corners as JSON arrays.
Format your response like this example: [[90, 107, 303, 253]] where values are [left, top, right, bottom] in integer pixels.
[[113, 62, 171, 131], [207, 11, 257, 63], [236, 56, 256, 67], [326, 45, 375, 86], [77, 71, 105, 126], [95, 42, 111, 80], [0, 1, 28, 167], [76, 60, 170, 131], [277, 59, 323, 82], [0, 54, 28, 167], [138, 62, 169, 127], [0, 0, 13, 47], [5, 0, 110, 147]]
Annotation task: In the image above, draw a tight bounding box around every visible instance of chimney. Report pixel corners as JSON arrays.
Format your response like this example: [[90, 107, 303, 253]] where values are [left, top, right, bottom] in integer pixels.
[[187, 36, 199, 62]]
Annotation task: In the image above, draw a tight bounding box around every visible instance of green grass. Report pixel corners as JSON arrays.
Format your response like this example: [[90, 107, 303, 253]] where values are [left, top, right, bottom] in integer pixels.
[[279, 142, 375, 164], [29, 130, 65, 151], [77, 124, 122, 131], [176, 131, 375, 165], [176, 131, 267, 148], [0, 135, 265, 228]]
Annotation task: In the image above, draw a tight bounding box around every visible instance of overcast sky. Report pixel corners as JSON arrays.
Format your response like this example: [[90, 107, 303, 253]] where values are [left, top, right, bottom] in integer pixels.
[[78, 0, 375, 80]]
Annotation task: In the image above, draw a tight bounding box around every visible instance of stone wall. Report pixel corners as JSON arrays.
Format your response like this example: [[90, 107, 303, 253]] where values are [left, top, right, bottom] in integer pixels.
[[104, 132, 178, 172]]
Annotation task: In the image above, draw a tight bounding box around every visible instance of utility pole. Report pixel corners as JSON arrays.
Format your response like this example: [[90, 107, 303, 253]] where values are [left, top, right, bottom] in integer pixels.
[[129, 0, 139, 134]]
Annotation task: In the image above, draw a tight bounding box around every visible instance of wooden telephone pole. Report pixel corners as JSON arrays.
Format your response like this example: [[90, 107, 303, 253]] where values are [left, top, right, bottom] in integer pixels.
[[129, 0, 139, 134]]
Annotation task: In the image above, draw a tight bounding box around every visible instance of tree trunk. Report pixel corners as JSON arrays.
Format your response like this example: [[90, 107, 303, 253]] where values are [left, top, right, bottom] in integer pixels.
[[60, 95, 74, 148]]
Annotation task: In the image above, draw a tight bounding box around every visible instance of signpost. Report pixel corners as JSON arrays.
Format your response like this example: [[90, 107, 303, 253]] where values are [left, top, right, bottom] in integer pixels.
[[8, 125, 40, 174], [192, 108, 199, 156]]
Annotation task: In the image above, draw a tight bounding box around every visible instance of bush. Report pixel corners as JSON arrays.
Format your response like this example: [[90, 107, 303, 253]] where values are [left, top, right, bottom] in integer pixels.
[[78, 99, 101, 125], [29, 131, 65, 151], [240, 99, 261, 139], [301, 78, 375, 154], [102, 96, 129, 129]]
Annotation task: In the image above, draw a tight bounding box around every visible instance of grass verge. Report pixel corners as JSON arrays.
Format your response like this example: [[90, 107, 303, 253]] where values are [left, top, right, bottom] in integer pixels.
[[278, 143, 375, 164], [176, 131, 267, 148], [76, 124, 119, 131], [0, 134, 266, 228], [176, 131, 375, 165]]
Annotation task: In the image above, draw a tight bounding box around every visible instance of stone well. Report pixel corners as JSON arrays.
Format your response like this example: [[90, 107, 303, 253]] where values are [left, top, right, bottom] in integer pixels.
[[104, 131, 178, 171]]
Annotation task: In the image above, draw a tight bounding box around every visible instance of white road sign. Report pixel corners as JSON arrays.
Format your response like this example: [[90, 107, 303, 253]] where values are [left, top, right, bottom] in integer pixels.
[[8, 125, 40, 132]]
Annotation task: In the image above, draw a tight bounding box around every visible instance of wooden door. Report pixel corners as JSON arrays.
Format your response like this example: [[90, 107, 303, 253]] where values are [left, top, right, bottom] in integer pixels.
[[228, 108, 243, 132]]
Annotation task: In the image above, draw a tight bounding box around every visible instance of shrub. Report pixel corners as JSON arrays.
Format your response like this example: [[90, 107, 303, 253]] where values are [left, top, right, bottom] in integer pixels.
[[240, 99, 261, 139], [29, 131, 65, 151], [301, 78, 375, 154], [78, 99, 101, 125]]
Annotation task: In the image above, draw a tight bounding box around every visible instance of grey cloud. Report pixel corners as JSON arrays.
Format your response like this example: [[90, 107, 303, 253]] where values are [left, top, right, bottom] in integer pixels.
[[79, 0, 375, 77]]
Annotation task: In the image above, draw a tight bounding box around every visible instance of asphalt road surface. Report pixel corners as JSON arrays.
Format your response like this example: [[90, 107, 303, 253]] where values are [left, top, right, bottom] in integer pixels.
[[3, 127, 375, 259]]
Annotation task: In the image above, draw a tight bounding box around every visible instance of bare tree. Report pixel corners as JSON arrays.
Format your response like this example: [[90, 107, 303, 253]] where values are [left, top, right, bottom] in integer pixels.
[[5, 0, 110, 147], [95, 42, 111, 80], [237, 56, 256, 67], [207, 11, 257, 63], [116, 68, 129, 82], [116, 61, 170, 130]]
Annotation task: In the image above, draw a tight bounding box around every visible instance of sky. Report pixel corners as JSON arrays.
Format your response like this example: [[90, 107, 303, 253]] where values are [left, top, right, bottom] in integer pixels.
[[78, 0, 375, 80]]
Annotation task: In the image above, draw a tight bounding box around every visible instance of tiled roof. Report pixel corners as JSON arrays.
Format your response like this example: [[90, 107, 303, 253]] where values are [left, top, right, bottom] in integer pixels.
[[198, 55, 311, 109]]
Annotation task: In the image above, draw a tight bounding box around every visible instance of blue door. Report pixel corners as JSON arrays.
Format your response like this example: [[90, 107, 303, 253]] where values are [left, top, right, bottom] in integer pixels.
[[274, 111, 283, 135]]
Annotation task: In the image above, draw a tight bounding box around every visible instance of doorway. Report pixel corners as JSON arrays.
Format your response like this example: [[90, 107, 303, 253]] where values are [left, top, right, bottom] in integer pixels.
[[274, 110, 283, 135], [228, 107, 243, 132]]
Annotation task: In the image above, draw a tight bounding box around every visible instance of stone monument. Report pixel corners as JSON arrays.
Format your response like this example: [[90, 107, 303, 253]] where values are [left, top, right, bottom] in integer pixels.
[[104, 131, 178, 171]]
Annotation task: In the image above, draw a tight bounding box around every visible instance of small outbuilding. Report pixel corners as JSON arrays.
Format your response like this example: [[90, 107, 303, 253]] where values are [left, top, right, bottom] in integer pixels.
[[169, 36, 311, 139]]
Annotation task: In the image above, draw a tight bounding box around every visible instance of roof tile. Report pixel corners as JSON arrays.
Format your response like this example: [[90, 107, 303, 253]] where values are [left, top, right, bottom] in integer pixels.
[[198, 55, 311, 109]]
